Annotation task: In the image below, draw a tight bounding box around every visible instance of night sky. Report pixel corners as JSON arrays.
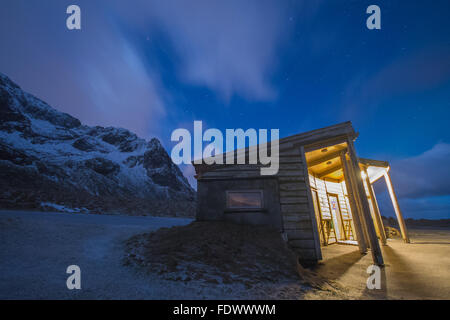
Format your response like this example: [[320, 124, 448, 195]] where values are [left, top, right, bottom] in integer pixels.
[[0, 0, 449, 219]]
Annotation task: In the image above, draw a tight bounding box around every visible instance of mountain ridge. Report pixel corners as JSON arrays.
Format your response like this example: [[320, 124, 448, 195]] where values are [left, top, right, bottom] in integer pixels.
[[0, 72, 195, 216]]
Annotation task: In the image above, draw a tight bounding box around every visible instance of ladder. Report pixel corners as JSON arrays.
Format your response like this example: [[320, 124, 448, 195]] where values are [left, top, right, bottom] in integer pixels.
[[342, 220, 354, 240], [322, 219, 337, 244]]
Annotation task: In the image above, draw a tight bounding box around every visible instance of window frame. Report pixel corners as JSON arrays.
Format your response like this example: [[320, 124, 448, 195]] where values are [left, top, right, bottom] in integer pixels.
[[225, 190, 265, 210]]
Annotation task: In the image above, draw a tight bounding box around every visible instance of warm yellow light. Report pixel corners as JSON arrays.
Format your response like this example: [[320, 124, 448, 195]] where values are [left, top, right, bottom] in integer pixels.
[[361, 171, 367, 180]]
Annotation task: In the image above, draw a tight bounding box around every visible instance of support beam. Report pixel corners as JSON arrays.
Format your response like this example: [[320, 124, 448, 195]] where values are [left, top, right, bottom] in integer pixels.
[[308, 149, 346, 167], [340, 152, 367, 254], [369, 170, 386, 185], [317, 164, 342, 179], [346, 154, 371, 246], [384, 172, 410, 243], [347, 139, 384, 266], [364, 168, 387, 245], [369, 178, 388, 244]]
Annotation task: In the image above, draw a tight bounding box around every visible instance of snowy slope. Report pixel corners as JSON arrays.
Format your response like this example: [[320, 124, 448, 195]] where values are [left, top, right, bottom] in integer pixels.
[[0, 72, 195, 216]]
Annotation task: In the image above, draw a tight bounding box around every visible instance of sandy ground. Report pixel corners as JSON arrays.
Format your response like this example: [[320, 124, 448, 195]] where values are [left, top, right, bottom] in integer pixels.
[[1, 210, 449, 299], [305, 228, 450, 300]]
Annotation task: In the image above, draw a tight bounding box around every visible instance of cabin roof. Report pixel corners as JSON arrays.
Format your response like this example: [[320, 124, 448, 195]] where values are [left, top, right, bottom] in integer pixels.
[[193, 121, 388, 180], [358, 158, 389, 168]]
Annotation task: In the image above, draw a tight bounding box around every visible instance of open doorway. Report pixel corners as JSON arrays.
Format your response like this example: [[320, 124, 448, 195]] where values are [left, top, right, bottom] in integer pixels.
[[305, 143, 357, 246]]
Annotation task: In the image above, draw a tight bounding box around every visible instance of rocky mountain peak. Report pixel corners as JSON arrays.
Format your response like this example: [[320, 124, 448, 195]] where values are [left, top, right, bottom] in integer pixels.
[[0, 73, 195, 216]]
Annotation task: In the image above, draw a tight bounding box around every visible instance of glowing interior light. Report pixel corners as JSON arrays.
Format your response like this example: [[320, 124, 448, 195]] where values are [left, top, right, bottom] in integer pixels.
[[361, 171, 367, 180]]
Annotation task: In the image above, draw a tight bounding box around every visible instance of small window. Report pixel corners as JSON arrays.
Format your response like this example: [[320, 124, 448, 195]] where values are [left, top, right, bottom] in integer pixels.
[[226, 190, 264, 209]]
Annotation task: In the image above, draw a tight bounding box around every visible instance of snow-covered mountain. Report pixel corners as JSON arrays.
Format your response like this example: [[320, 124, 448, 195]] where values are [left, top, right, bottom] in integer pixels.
[[0, 73, 195, 216]]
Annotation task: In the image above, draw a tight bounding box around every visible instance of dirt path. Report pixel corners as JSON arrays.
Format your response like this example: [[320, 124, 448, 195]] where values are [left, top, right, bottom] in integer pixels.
[[0, 210, 195, 299]]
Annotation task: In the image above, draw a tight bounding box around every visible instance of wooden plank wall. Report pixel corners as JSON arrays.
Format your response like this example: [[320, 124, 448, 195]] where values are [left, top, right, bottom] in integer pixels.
[[198, 144, 323, 263], [278, 144, 321, 263], [340, 181, 354, 220], [310, 175, 331, 219], [309, 174, 358, 243], [199, 164, 263, 180], [309, 175, 352, 221], [326, 180, 351, 220]]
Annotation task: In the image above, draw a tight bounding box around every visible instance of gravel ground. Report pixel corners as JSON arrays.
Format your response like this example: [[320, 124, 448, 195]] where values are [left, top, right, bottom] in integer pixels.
[[0, 210, 338, 300], [0, 210, 200, 299], [2, 210, 448, 300]]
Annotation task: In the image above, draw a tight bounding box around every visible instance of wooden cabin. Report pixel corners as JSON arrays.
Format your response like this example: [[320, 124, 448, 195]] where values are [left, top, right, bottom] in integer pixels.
[[194, 122, 409, 266]]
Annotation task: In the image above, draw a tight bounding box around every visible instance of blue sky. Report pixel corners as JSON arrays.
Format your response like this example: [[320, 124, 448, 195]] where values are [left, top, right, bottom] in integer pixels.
[[0, 0, 449, 218]]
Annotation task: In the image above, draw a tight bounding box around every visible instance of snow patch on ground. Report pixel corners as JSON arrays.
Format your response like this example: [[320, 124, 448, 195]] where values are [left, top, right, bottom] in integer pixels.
[[40, 202, 89, 214]]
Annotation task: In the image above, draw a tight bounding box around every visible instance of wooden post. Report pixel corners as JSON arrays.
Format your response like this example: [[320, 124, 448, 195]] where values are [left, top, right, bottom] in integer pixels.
[[340, 152, 367, 254], [346, 154, 371, 247], [364, 168, 387, 245], [368, 179, 388, 244], [347, 139, 384, 266], [384, 171, 410, 243]]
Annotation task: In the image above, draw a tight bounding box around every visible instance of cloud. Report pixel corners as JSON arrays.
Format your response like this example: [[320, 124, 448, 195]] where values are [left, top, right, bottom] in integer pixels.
[[119, 0, 300, 102], [0, 1, 166, 138], [388, 143, 450, 199], [342, 46, 450, 118], [371, 143, 450, 219], [77, 36, 166, 138], [0, 0, 323, 136]]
